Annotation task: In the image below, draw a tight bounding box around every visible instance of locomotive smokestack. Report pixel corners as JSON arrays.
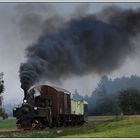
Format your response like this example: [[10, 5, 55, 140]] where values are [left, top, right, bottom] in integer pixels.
[[20, 79, 31, 98], [23, 90, 27, 99], [19, 6, 140, 89]]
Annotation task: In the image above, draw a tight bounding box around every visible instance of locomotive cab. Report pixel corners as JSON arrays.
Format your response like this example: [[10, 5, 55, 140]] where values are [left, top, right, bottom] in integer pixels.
[[28, 87, 52, 108]]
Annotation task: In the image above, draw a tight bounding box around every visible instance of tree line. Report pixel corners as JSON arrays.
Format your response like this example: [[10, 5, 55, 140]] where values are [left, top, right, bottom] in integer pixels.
[[73, 75, 140, 115], [0, 72, 8, 119]]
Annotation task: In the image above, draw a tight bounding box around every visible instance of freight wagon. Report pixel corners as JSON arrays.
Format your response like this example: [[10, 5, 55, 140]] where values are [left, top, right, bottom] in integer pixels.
[[13, 85, 88, 130]]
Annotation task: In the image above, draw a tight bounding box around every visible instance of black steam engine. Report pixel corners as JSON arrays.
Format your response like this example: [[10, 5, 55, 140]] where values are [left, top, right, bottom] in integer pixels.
[[13, 85, 88, 130]]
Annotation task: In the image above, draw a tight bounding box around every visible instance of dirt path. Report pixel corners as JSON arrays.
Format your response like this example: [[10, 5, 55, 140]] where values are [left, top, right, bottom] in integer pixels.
[[0, 128, 21, 132]]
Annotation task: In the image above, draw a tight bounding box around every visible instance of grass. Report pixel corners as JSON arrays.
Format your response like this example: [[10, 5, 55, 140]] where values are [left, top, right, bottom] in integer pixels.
[[65, 115, 140, 138], [0, 115, 140, 137], [0, 118, 16, 129]]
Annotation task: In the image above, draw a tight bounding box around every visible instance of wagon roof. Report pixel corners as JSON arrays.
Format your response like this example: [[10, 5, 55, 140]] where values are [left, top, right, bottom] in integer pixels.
[[51, 86, 71, 94], [29, 85, 71, 95], [71, 98, 88, 104]]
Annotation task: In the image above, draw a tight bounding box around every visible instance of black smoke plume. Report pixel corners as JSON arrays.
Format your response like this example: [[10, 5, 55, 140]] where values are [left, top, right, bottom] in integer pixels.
[[19, 6, 140, 92], [16, 3, 66, 41]]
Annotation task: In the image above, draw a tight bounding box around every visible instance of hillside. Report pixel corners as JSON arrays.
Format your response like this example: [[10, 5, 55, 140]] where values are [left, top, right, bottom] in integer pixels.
[[0, 115, 140, 137]]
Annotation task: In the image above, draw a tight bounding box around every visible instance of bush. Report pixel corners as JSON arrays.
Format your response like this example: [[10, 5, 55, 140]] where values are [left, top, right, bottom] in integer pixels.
[[119, 89, 140, 115]]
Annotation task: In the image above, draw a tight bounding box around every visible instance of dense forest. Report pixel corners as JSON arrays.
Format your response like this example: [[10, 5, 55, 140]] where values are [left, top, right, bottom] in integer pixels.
[[73, 75, 140, 115]]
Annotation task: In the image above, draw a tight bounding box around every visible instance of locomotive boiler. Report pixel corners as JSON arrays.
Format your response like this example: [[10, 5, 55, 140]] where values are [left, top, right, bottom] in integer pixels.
[[13, 85, 88, 130]]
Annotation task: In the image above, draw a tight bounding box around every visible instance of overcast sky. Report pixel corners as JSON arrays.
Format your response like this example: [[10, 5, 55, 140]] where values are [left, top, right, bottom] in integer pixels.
[[0, 3, 140, 105]]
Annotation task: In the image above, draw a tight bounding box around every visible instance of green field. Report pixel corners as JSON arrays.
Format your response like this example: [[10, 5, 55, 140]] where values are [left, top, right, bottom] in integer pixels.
[[0, 115, 140, 137], [0, 119, 16, 130]]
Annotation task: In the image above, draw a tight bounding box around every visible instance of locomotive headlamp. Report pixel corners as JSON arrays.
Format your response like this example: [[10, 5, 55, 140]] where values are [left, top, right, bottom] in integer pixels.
[[23, 99, 27, 103], [13, 107, 16, 111], [34, 107, 38, 110]]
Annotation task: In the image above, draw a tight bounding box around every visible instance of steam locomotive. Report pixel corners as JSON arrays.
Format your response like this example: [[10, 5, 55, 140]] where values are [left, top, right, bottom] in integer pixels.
[[13, 85, 88, 130]]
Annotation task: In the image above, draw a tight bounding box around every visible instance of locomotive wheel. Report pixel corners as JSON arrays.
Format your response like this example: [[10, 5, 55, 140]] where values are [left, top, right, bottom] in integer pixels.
[[38, 122, 44, 129], [17, 124, 21, 129], [31, 123, 37, 130]]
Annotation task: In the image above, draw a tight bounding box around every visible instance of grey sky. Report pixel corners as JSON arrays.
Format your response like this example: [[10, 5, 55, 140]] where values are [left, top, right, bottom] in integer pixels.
[[0, 3, 140, 105]]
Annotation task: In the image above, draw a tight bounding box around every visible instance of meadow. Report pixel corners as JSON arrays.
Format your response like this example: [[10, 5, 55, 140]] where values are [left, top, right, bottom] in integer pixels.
[[0, 115, 140, 137]]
